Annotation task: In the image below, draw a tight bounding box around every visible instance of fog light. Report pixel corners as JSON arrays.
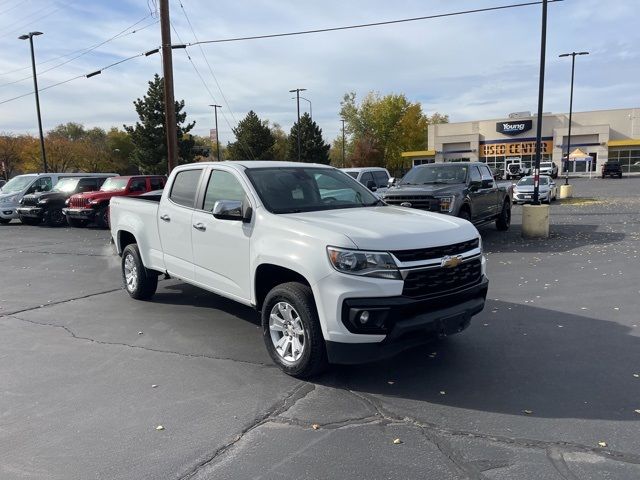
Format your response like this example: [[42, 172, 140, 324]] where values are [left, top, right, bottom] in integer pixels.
[[359, 311, 370, 324]]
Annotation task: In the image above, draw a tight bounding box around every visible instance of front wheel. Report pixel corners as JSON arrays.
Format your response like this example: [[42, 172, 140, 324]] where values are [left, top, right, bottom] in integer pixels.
[[458, 209, 471, 222], [44, 208, 66, 227], [122, 244, 158, 300], [496, 201, 511, 231], [262, 282, 328, 378], [95, 206, 110, 229]]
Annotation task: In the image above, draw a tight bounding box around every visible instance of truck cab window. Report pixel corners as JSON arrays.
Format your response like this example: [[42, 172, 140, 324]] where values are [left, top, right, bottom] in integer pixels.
[[202, 170, 246, 211], [170, 169, 203, 208]]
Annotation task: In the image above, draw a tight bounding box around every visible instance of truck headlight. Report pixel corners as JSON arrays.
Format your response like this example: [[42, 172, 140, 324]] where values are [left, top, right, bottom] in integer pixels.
[[327, 247, 401, 280], [436, 196, 455, 213]]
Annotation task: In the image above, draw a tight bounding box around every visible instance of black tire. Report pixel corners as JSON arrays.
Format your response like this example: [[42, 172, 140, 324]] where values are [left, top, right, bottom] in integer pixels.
[[95, 206, 110, 229], [121, 244, 158, 300], [0, 218, 10, 224], [44, 208, 66, 227], [496, 201, 511, 231], [262, 282, 328, 378], [458, 208, 471, 222], [19, 215, 40, 226], [618, 173, 623, 178], [67, 217, 88, 228]]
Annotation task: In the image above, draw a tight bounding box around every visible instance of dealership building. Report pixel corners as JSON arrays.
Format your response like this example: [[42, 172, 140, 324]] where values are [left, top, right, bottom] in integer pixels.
[[402, 107, 640, 174]]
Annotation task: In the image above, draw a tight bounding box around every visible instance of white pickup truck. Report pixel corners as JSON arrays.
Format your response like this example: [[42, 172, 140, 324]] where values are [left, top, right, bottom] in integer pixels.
[[110, 161, 488, 377]]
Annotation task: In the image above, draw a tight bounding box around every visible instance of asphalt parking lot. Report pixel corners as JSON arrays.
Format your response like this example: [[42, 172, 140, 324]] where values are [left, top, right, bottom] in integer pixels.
[[1, 177, 639, 480]]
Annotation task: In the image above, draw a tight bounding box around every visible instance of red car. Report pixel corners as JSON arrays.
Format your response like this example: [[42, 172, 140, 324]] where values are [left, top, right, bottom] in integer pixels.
[[63, 175, 166, 228]]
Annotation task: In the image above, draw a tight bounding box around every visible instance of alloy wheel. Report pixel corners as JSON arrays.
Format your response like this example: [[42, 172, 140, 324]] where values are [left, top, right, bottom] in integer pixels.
[[269, 301, 305, 363], [123, 253, 138, 292]]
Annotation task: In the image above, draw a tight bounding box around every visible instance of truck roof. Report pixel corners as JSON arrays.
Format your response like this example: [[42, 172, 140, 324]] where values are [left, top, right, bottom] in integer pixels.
[[191, 161, 333, 170]]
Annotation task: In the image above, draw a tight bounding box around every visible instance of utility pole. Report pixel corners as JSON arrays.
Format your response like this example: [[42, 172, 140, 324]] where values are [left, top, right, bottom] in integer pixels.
[[289, 88, 306, 162], [341, 119, 346, 167], [209, 104, 222, 161], [532, 0, 547, 205], [559, 51, 589, 185], [159, 0, 178, 174], [19, 32, 47, 173]]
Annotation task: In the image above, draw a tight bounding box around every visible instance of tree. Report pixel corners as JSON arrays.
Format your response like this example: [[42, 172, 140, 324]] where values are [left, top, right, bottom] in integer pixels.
[[270, 123, 288, 161], [226, 110, 274, 160], [328, 135, 346, 167], [124, 74, 196, 174], [287, 113, 330, 164], [0, 134, 28, 179], [106, 127, 136, 174], [339, 91, 448, 172]]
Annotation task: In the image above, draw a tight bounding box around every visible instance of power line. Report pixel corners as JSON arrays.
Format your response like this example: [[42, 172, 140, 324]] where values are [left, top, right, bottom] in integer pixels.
[[0, 0, 563, 107], [0, 1, 70, 41], [0, 14, 154, 87], [188, 0, 563, 47], [174, 0, 257, 160]]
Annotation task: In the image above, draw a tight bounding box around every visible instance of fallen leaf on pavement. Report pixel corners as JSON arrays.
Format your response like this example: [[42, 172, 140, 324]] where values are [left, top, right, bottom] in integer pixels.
[[156, 425, 165, 431], [393, 438, 402, 445], [523, 410, 533, 415], [598, 441, 607, 448], [138, 331, 143, 335], [312, 424, 320, 430]]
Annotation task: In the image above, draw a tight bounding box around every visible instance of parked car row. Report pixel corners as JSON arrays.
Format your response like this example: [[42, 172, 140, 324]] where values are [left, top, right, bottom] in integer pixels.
[[0, 173, 165, 227]]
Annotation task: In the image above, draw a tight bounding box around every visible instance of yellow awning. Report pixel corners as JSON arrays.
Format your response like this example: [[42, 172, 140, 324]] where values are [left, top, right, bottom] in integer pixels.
[[608, 139, 640, 147], [401, 150, 436, 158]]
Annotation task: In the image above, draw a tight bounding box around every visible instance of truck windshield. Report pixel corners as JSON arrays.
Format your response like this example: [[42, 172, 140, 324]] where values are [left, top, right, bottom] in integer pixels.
[[245, 167, 381, 214], [52, 178, 80, 193], [100, 178, 128, 191], [1, 175, 35, 194], [399, 165, 468, 185]]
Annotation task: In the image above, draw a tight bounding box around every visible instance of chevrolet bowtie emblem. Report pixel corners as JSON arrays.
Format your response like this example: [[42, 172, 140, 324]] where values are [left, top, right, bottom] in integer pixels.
[[400, 202, 412, 207], [441, 255, 463, 268]]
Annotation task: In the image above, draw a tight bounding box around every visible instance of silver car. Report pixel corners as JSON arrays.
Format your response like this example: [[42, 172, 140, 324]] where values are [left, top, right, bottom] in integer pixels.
[[513, 175, 557, 204]]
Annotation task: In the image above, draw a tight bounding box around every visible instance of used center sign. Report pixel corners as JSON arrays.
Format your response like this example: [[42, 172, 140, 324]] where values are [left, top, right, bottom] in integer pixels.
[[481, 140, 552, 157], [496, 120, 533, 136]]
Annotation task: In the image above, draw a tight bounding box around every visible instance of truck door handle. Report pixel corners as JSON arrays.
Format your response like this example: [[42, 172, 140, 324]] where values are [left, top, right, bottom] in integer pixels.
[[160, 214, 171, 222], [193, 222, 206, 232]]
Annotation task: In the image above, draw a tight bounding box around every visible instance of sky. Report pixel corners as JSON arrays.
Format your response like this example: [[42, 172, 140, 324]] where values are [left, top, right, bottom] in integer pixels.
[[0, 0, 638, 145]]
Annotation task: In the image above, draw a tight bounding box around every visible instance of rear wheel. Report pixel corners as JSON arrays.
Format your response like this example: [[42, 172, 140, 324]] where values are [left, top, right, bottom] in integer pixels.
[[67, 217, 88, 228], [19, 215, 40, 226], [122, 244, 158, 300], [44, 208, 65, 227], [262, 282, 328, 378], [496, 201, 511, 231]]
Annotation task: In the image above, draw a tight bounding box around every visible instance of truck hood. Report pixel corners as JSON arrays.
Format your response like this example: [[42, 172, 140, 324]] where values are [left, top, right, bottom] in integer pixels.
[[72, 190, 123, 202], [285, 206, 478, 251], [23, 191, 67, 202], [384, 184, 463, 197]]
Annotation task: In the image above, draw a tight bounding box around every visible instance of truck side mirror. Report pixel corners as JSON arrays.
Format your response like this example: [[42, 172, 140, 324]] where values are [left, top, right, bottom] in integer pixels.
[[481, 179, 493, 189], [212, 199, 252, 223], [365, 180, 377, 192], [387, 177, 396, 187]]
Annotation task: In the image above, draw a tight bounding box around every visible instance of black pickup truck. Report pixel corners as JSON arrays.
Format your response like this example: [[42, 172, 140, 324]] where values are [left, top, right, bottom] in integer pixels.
[[601, 161, 623, 178], [382, 162, 512, 230], [17, 176, 112, 226]]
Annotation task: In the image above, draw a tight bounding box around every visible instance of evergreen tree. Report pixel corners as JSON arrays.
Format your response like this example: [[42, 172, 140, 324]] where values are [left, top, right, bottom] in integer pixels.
[[124, 74, 195, 174], [226, 110, 274, 160], [288, 113, 330, 164]]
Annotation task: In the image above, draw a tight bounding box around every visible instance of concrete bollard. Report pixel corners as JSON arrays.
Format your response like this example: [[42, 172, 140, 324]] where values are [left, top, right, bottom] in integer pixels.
[[559, 184, 573, 199], [522, 204, 550, 238]]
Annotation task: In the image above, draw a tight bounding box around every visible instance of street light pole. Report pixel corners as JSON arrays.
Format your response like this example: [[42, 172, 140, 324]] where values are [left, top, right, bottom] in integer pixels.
[[209, 104, 222, 161], [289, 88, 306, 162], [532, 0, 548, 206], [19, 31, 47, 173], [300, 97, 312, 122], [559, 51, 589, 186], [341, 119, 346, 167]]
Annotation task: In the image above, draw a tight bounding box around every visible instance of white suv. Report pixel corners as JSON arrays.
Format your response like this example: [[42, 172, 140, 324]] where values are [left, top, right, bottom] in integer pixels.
[[341, 167, 391, 196]]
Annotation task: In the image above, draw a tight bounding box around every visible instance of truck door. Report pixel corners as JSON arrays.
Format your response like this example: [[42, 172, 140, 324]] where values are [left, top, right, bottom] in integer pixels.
[[158, 168, 204, 282], [479, 164, 499, 217], [191, 168, 252, 302]]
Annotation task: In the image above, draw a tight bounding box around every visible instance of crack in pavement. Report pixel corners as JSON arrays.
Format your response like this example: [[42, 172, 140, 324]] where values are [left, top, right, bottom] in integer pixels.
[[4, 314, 273, 368], [546, 447, 582, 480], [177, 382, 315, 480], [1, 287, 124, 316]]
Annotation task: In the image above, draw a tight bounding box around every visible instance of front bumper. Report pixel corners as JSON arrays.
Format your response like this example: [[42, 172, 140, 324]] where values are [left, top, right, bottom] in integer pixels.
[[0, 205, 19, 220], [16, 206, 44, 218], [325, 276, 488, 364], [513, 191, 550, 203], [62, 208, 96, 220]]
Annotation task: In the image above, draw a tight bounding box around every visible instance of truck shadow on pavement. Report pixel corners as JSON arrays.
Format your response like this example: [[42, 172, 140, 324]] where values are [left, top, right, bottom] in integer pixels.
[[479, 223, 625, 254], [318, 300, 640, 421]]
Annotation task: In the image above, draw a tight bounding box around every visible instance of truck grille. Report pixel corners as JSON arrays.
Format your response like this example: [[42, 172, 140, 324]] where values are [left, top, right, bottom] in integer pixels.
[[384, 195, 439, 211], [69, 197, 89, 208], [402, 258, 482, 298], [392, 238, 480, 263], [21, 196, 38, 206]]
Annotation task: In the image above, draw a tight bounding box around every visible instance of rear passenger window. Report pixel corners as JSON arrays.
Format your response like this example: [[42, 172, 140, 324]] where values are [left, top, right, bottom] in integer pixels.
[[170, 169, 202, 208], [360, 171, 375, 186], [373, 171, 389, 187]]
